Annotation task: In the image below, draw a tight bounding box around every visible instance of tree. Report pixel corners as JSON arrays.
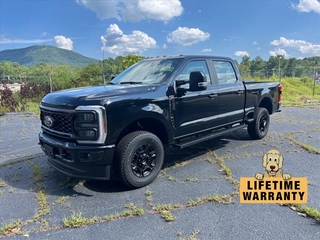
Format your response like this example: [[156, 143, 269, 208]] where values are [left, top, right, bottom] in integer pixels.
[[28, 63, 51, 83], [121, 54, 143, 69], [76, 64, 102, 86], [51, 65, 79, 90], [0, 61, 29, 83], [238, 56, 251, 79], [250, 56, 266, 78]]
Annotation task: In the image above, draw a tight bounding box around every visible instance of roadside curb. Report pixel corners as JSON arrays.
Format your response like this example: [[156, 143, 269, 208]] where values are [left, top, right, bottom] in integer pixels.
[[0, 153, 45, 166], [1, 112, 37, 117]]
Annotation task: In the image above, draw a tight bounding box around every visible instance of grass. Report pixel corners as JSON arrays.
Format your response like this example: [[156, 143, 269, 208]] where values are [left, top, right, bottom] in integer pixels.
[[178, 229, 201, 240], [185, 177, 199, 183], [254, 77, 320, 106], [145, 190, 153, 196], [286, 135, 320, 154], [160, 210, 175, 222], [186, 195, 234, 207], [280, 77, 320, 105], [283, 204, 320, 222], [207, 152, 232, 177], [28, 161, 42, 182], [0, 100, 40, 117], [34, 190, 50, 219], [55, 196, 69, 204], [104, 204, 146, 222], [0, 181, 7, 187], [0, 220, 22, 236], [63, 213, 98, 228]]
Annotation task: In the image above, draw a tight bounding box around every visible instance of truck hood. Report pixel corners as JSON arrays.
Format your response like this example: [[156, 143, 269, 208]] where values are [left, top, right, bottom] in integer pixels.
[[41, 84, 157, 107]]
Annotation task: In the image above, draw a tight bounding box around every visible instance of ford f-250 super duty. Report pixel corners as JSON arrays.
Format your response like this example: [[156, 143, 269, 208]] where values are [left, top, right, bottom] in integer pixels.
[[39, 55, 282, 188]]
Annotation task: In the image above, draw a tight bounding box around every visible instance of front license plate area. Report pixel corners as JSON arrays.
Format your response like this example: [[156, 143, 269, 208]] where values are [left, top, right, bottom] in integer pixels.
[[44, 144, 54, 155]]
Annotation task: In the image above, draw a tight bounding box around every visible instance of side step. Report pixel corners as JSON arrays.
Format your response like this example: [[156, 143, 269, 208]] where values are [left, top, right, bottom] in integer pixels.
[[174, 124, 246, 149]]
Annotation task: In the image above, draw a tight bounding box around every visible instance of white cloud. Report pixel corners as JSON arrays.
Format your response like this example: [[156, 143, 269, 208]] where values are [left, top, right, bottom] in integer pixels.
[[162, 44, 167, 49], [201, 48, 212, 52], [101, 24, 157, 55], [0, 35, 52, 44], [234, 51, 249, 57], [54, 35, 73, 50], [270, 37, 320, 55], [269, 48, 289, 57], [166, 27, 210, 46], [292, 0, 320, 14], [252, 41, 258, 45], [76, 0, 183, 22], [222, 36, 241, 42], [41, 32, 48, 37]]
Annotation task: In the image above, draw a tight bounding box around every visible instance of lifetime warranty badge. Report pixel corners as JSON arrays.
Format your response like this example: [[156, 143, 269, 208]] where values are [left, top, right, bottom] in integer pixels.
[[240, 149, 308, 204]]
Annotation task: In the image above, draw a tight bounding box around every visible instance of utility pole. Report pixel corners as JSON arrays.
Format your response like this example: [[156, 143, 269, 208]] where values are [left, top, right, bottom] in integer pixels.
[[102, 49, 105, 85], [313, 69, 316, 97], [49, 73, 52, 93], [278, 55, 282, 82]]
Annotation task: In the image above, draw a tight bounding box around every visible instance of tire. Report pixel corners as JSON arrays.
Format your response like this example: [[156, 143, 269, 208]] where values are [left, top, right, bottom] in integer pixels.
[[114, 131, 164, 188], [247, 107, 270, 139]]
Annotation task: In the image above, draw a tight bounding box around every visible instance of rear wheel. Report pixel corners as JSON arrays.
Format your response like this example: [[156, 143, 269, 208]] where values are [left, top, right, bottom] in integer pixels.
[[114, 131, 164, 188], [247, 107, 270, 139]]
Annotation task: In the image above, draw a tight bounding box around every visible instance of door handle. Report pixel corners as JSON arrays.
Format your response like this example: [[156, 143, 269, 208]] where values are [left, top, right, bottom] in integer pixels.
[[208, 93, 218, 99]]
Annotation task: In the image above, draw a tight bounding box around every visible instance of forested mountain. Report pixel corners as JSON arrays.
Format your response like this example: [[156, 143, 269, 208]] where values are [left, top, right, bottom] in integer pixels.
[[0, 45, 99, 68]]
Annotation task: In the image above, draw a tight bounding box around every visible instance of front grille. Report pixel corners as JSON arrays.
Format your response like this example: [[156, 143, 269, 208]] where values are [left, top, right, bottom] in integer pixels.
[[41, 109, 74, 136]]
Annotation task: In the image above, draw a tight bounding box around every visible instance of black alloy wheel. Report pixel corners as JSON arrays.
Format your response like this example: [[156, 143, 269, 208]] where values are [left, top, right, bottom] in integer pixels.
[[114, 131, 164, 188], [248, 107, 270, 139]]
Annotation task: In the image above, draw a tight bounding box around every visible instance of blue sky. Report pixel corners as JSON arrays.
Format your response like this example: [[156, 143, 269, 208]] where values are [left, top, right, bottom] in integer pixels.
[[0, 0, 320, 61]]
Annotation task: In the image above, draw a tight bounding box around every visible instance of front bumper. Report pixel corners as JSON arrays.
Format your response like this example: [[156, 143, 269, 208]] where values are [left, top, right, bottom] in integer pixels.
[[39, 132, 115, 180]]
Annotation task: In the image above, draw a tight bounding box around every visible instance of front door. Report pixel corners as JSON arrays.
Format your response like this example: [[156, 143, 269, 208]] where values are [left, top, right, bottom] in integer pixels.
[[173, 60, 219, 138]]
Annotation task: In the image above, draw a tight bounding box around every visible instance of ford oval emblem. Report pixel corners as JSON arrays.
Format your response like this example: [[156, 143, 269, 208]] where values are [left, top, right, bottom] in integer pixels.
[[44, 116, 54, 127]]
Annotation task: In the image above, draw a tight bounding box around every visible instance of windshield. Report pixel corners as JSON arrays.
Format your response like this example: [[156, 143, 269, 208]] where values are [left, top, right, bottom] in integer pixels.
[[110, 58, 182, 85]]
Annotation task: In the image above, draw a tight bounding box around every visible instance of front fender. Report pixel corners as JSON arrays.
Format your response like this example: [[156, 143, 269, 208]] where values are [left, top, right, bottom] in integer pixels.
[[106, 101, 173, 144]]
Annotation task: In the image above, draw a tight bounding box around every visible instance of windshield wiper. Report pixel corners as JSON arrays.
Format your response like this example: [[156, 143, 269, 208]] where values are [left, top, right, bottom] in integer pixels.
[[120, 81, 143, 84]]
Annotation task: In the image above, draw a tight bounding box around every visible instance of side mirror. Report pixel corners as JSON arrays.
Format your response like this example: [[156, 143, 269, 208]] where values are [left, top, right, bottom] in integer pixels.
[[189, 71, 207, 92]]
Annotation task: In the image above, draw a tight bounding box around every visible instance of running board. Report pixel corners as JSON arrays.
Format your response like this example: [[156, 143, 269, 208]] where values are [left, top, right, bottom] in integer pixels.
[[174, 124, 246, 149]]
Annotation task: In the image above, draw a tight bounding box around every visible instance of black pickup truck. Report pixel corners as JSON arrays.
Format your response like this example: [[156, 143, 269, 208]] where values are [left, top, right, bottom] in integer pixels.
[[39, 55, 282, 188]]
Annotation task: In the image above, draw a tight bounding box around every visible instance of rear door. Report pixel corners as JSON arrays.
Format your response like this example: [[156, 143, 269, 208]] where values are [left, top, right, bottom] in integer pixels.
[[211, 60, 245, 125]]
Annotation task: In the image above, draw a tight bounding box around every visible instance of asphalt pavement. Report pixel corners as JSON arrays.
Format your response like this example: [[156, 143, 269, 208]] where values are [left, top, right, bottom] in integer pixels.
[[0, 106, 319, 240]]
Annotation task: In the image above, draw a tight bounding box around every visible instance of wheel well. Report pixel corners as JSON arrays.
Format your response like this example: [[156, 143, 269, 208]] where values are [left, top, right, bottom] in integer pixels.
[[117, 118, 169, 145], [259, 97, 273, 114]]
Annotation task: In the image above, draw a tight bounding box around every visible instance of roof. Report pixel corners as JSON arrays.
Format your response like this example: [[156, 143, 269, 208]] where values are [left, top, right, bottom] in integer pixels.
[[143, 55, 234, 62]]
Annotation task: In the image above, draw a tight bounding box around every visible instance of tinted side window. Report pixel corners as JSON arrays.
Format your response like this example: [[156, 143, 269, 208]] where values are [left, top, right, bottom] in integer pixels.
[[212, 61, 237, 84], [176, 60, 210, 88]]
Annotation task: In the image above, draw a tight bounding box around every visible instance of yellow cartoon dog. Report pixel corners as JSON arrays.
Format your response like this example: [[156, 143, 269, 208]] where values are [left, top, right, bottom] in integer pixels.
[[255, 149, 291, 180]]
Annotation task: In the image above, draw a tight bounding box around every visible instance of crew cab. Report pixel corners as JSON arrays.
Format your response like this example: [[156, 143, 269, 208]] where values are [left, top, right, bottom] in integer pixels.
[[38, 55, 282, 188]]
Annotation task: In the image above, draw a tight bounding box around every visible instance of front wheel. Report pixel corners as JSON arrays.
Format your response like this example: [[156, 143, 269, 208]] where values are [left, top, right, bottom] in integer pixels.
[[247, 107, 270, 139], [114, 131, 164, 188]]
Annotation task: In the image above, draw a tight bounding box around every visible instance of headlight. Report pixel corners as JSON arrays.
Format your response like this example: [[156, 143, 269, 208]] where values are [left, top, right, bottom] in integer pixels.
[[77, 113, 96, 122], [74, 111, 98, 140], [75, 106, 107, 144]]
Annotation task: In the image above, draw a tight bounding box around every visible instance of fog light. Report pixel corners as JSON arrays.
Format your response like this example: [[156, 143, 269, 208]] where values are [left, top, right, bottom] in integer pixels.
[[78, 130, 96, 138], [78, 123, 98, 128]]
